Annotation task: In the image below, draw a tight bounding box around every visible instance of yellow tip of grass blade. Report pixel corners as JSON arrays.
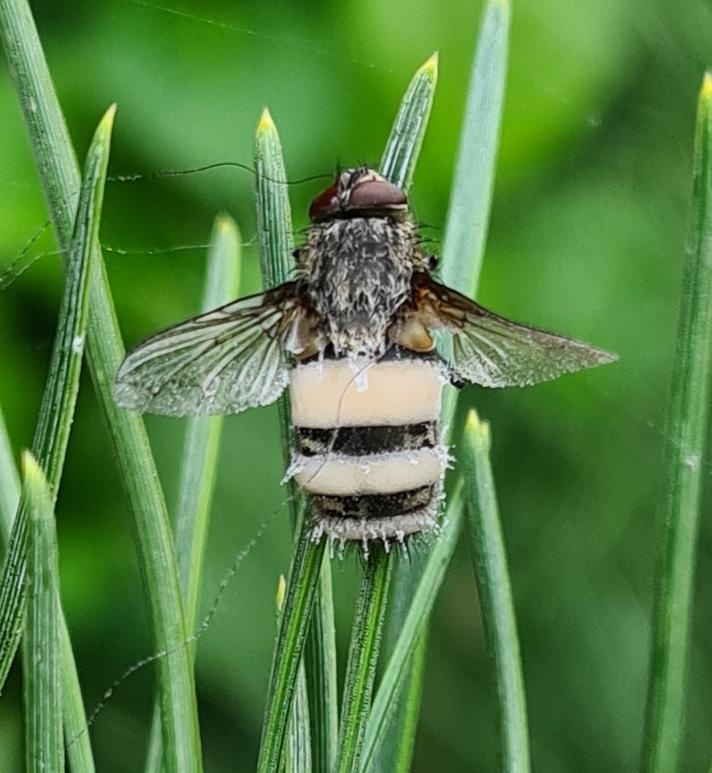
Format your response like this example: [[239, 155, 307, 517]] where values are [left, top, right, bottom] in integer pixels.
[[700, 71, 712, 102], [257, 108, 276, 135], [276, 574, 287, 615], [464, 408, 491, 444], [100, 103, 117, 130], [418, 51, 439, 79], [21, 449, 43, 484]]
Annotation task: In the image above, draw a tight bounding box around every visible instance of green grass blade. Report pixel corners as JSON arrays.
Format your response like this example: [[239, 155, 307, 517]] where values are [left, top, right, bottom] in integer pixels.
[[278, 576, 313, 773], [368, 51, 439, 771], [380, 52, 438, 190], [367, 4, 510, 766], [0, 309, 96, 773], [0, 3, 203, 769], [254, 109, 338, 773], [0, 405, 19, 546], [0, 104, 114, 694], [59, 620, 94, 773], [389, 630, 427, 773], [641, 72, 712, 773], [285, 661, 313, 773], [174, 214, 242, 631], [144, 214, 241, 773], [23, 452, 63, 773], [336, 551, 393, 773], [359, 487, 464, 772], [440, 0, 509, 301], [254, 109, 298, 490], [303, 554, 338, 773], [0, 105, 113, 773], [462, 411, 530, 773], [257, 511, 326, 773]]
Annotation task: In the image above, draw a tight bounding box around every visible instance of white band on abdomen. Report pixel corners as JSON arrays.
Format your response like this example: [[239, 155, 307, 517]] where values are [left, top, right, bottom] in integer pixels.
[[289, 358, 444, 429], [291, 447, 446, 496]]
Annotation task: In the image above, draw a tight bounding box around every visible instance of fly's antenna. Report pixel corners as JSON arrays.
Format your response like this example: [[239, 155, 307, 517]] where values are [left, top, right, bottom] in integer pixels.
[[0, 219, 52, 289], [108, 161, 331, 187]]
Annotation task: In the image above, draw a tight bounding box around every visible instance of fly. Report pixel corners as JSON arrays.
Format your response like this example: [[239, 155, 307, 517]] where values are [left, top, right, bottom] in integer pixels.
[[113, 167, 616, 545]]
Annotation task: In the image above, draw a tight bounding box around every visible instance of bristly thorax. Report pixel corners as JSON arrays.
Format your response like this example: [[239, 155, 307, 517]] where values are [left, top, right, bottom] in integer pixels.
[[299, 216, 428, 357]]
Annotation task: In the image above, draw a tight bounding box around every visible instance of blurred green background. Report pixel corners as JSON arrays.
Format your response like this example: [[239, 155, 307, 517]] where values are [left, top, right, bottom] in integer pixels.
[[1, 0, 711, 770]]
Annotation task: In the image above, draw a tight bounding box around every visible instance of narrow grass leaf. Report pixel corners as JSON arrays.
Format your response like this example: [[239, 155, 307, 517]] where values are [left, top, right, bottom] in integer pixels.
[[440, 0, 509, 301], [284, 661, 313, 773], [367, 3, 510, 765], [176, 214, 242, 628], [0, 340, 95, 773], [0, 405, 19, 546], [0, 105, 113, 773], [303, 553, 338, 773], [257, 510, 326, 773], [336, 550, 393, 773], [369, 51, 439, 771], [462, 410, 530, 773], [0, 3, 203, 768], [144, 214, 241, 773], [0, 104, 114, 696], [23, 451, 63, 773], [359, 487, 463, 772], [380, 51, 438, 190], [278, 575, 313, 773], [255, 110, 337, 773], [390, 630, 427, 773], [254, 108, 298, 485], [642, 72, 712, 773]]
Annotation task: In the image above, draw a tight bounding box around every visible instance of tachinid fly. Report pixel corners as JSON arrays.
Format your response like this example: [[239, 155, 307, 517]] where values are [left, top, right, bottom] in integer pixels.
[[114, 167, 616, 545]]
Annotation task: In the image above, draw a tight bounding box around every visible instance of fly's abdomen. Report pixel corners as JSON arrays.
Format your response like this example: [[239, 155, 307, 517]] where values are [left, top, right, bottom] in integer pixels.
[[288, 354, 448, 544]]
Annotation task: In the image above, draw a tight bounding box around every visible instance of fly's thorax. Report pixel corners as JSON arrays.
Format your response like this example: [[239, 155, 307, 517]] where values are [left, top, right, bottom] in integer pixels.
[[299, 216, 427, 358], [286, 350, 449, 544]]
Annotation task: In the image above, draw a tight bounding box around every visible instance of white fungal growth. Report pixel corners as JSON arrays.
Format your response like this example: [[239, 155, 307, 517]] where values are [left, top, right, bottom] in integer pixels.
[[71, 334, 85, 355]]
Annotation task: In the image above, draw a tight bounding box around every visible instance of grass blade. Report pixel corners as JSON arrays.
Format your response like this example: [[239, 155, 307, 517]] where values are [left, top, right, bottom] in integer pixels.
[[389, 629, 427, 773], [278, 576, 313, 773], [303, 554, 338, 773], [175, 214, 242, 629], [440, 0, 509, 301], [368, 51, 439, 771], [285, 661, 313, 773], [336, 551, 393, 773], [254, 109, 338, 773], [144, 214, 241, 773], [0, 405, 19, 546], [380, 52, 438, 190], [641, 72, 712, 773], [0, 3, 203, 768], [257, 511, 326, 773], [0, 104, 114, 693], [23, 452, 63, 773], [254, 108, 298, 488], [365, 3, 510, 766], [359, 487, 464, 772], [462, 410, 530, 772], [0, 104, 113, 773]]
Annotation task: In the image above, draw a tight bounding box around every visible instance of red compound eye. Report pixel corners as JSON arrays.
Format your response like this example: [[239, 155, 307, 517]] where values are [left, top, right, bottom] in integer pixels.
[[308, 183, 340, 222], [347, 179, 407, 212]]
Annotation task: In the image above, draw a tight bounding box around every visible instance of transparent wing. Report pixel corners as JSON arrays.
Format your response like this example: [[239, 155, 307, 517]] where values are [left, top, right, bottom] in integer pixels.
[[414, 275, 617, 388], [114, 284, 301, 415]]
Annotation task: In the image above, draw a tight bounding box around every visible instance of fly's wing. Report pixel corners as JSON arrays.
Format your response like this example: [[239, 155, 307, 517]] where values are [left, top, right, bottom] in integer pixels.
[[413, 275, 617, 388], [114, 283, 303, 415]]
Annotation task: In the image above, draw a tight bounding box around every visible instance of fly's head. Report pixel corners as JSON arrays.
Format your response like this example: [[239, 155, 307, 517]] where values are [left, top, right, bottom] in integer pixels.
[[308, 167, 409, 223]]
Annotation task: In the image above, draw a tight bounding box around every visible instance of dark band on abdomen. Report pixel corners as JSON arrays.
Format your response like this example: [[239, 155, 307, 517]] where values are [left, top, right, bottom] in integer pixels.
[[295, 422, 437, 457], [311, 486, 433, 519]]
